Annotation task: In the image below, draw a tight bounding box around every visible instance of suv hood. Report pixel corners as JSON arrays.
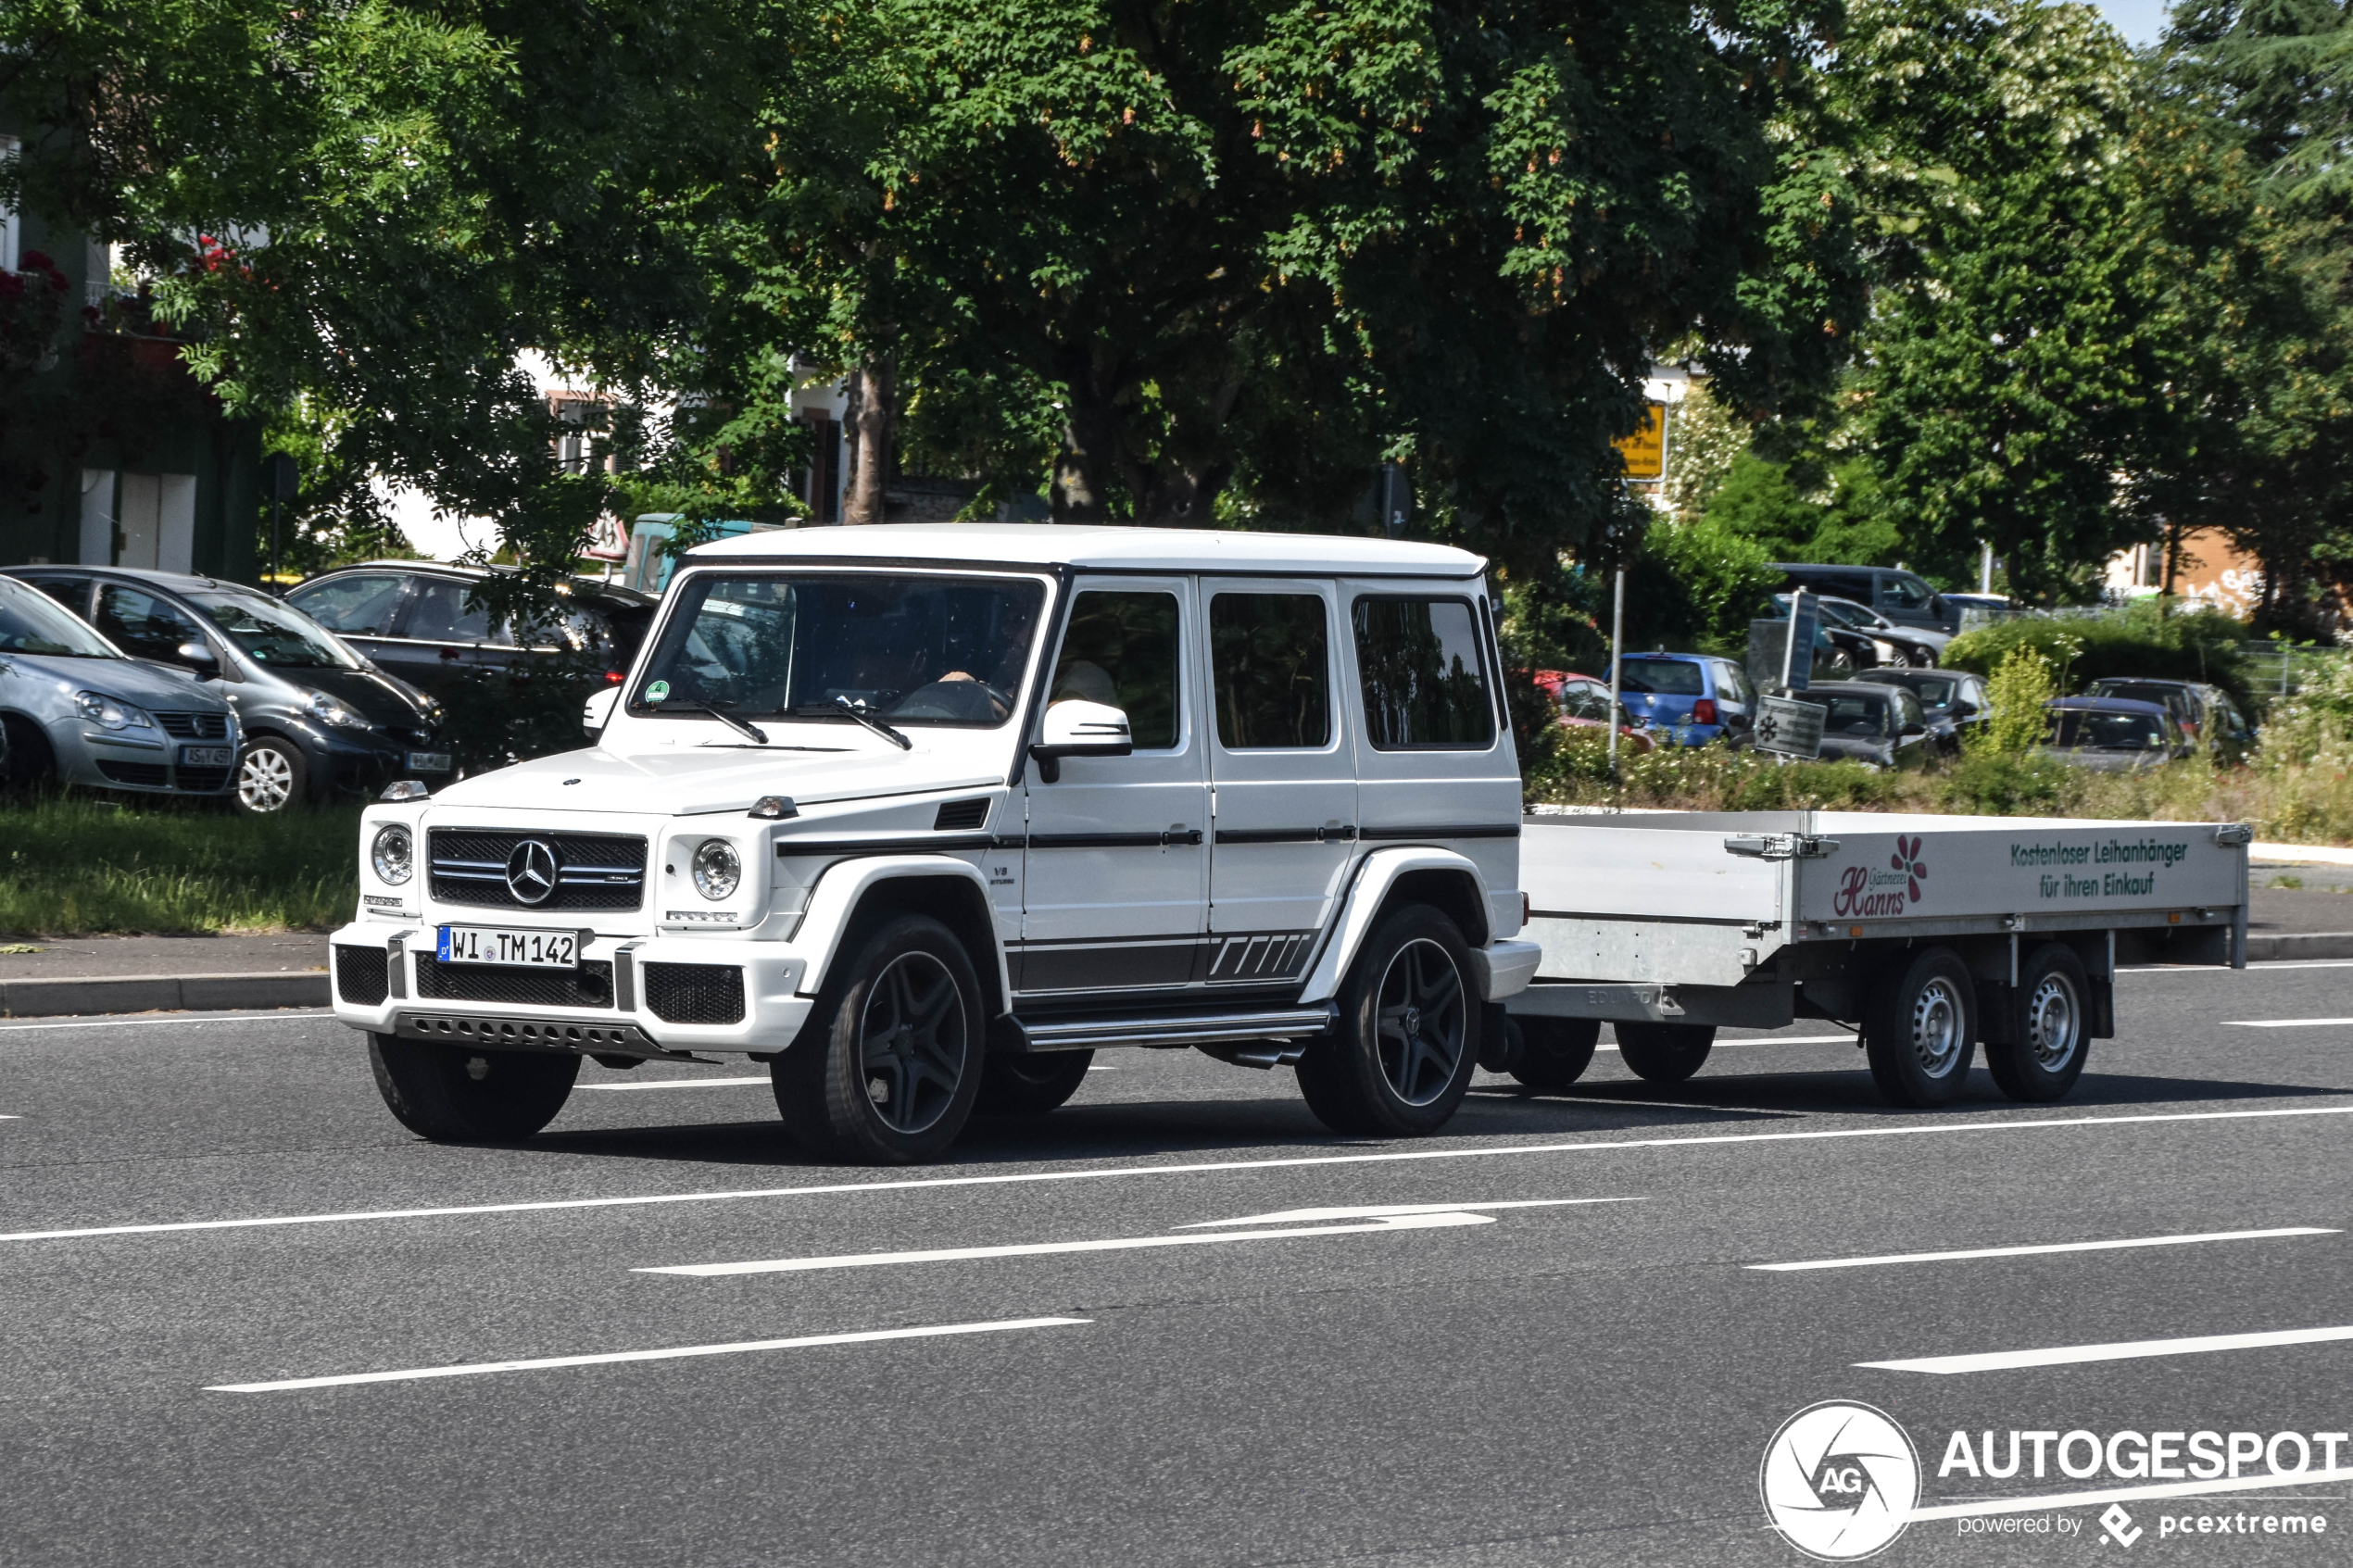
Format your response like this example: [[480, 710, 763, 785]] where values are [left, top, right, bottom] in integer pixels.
[[434, 744, 1005, 817], [3, 653, 234, 712]]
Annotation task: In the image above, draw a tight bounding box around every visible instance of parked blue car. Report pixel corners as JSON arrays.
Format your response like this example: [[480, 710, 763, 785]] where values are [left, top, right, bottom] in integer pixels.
[[1614, 653, 1756, 747]]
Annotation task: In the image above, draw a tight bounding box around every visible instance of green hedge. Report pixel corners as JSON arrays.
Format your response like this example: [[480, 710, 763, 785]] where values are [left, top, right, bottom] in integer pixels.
[[1942, 606, 2251, 707]]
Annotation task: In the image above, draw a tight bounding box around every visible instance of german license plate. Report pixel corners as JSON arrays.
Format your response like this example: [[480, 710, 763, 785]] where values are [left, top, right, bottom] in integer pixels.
[[408, 750, 452, 772], [436, 926, 579, 969], [179, 746, 233, 767]]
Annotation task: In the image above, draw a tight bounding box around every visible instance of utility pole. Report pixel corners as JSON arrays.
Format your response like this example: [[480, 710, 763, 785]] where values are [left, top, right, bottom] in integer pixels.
[[261, 452, 299, 592], [1606, 567, 1626, 776]]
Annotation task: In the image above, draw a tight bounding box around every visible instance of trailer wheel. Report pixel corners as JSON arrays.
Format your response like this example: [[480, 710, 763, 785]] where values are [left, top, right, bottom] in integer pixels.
[[367, 1036, 579, 1141], [1509, 1016, 1601, 1092], [772, 914, 984, 1163], [1614, 1022, 1715, 1084], [1985, 944, 2090, 1102], [975, 1049, 1094, 1116], [1296, 903, 1479, 1136], [1864, 947, 1977, 1107]]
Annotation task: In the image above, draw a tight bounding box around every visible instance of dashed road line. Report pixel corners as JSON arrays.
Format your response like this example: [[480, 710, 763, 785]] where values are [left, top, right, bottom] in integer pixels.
[[1859, 1323, 2353, 1374], [1752, 1226, 2337, 1272]]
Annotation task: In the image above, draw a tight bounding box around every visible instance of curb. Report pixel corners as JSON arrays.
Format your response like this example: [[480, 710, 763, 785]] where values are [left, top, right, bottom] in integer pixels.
[[2251, 843, 2353, 866], [2244, 933, 2353, 963], [0, 972, 329, 1019]]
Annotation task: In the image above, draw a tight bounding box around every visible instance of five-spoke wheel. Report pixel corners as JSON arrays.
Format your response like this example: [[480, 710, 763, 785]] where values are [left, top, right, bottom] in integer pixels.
[[1297, 903, 1479, 1136]]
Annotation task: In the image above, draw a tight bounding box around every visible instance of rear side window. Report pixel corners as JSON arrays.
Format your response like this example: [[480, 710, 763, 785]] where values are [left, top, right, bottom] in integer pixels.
[[1715, 662, 1753, 704], [1353, 596, 1494, 749], [1211, 592, 1331, 749], [1619, 657, 1705, 696], [290, 572, 410, 635], [1050, 590, 1180, 750], [1878, 574, 1932, 610]]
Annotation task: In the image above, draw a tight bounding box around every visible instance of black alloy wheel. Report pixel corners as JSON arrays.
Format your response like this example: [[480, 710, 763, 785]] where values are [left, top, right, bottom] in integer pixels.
[[1296, 903, 1479, 1136]]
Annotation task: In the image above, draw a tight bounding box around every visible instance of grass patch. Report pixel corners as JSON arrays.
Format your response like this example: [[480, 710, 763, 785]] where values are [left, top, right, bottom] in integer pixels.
[[0, 796, 360, 936]]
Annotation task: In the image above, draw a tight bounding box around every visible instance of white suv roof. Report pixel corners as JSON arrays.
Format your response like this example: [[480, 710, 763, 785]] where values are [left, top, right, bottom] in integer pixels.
[[687, 522, 1488, 579]]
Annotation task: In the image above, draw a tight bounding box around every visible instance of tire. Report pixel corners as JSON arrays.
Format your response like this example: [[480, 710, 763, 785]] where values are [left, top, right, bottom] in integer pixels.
[[1509, 1015, 1602, 1092], [234, 736, 308, 813], [1985, 944, 2091, 1102], [1614, 1021, 1715, 1084], [367, 1035, 579, 1141], [1, 713, 56, 791], [772, 914, 984, 1163], [1863, 946, 1978, 1107], [975, 1049, 1093, 1116], [1295, 903, 1479, 1136]]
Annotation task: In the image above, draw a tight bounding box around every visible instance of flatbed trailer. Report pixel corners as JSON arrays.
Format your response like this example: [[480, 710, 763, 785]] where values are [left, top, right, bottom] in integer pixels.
[[1501, 810, 2251, 1106]]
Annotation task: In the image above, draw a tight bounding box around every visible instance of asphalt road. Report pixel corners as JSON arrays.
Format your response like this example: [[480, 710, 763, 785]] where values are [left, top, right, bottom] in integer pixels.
[[3, 960, 2350, 1568]]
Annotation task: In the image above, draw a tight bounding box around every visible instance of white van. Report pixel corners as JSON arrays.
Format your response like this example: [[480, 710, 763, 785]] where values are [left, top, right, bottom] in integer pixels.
[[331, 525, 1539, 1162]]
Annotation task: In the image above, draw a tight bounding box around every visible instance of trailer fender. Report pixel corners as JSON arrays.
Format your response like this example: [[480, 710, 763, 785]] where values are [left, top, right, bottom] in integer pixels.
[[793, 856, 1013, 1016], [1297, 848, 1494, 1006]]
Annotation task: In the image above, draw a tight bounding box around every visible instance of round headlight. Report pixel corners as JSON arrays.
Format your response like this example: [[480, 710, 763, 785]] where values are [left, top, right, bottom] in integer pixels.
[[74, 691, 152, 731], [371, 823, 414, 885], [691, 837, 740, 901]]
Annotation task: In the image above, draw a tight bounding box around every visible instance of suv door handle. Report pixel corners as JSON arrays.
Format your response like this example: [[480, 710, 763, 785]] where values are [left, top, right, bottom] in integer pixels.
[[1161, 827, 1203, 846]]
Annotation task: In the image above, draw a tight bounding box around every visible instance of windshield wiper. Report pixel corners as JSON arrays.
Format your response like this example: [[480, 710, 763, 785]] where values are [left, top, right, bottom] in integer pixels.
[[672, 699, 768, 745], [828, 696, 912, 750]]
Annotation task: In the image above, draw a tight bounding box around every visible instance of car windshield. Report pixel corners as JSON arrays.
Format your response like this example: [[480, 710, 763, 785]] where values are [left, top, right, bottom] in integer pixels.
[[630, 571, 1047, 727], [1619, 658, 1705, 696], [2049, 709, 2169, 750], [0, 578, 120, 659], [1903, 675, 1957, 708], [1810, 693, 1889, 736], [187, 591, 363, 670]]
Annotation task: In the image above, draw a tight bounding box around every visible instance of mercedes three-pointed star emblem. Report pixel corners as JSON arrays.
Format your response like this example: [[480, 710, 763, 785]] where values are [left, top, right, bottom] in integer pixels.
[[504, 838, 561, 905]]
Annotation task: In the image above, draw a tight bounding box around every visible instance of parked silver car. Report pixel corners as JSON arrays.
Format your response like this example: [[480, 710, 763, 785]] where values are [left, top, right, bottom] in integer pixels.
[[0, 574, 241, 797]]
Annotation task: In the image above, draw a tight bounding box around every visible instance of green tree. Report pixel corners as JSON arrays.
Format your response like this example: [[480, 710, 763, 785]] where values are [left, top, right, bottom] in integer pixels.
[[1982, 645, 2058, 754]]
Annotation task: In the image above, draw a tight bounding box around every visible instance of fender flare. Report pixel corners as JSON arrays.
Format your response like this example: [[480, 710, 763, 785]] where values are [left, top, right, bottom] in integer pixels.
[[1294, 847, 1491, 1005], [793, 855, 1012, 1012]]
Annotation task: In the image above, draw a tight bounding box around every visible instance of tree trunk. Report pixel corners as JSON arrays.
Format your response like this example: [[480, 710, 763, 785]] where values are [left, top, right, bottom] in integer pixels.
[[842, 356, 896, 525]]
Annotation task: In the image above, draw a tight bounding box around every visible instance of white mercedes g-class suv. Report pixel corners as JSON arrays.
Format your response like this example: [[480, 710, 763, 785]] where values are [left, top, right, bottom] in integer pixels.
[[330, 524, 1540, 1162]]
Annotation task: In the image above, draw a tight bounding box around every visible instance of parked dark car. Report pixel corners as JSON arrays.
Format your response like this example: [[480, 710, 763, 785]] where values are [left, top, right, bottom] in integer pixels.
[[1793, 681, 1938, 770], [5, 566, 454, 812], [1761, 595, 1879, 678], [1774, 563, 1961, 635], [2084, 677, 2254, 762], [1610, 652, 1755, 746], [1530, 670, 1656, 754], [1813, 596, 1947, 667], [2038, 696, 2195, 771], [285, 562, 655, 698], [1856, 668, 1989, 756]]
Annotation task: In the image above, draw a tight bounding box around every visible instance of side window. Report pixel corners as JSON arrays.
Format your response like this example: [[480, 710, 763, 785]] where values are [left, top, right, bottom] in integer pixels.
[[1717, 661, 1753, 704], [1048, 590, 1180, 749], [403, 578, 493, 643], [1879, 574, 1931, 611], [1352, 596, 1494, 749], [291, 573, 409, 635], [1560, 681, 1605, 721], [31, 578, 90, 616], [94, 584, 204, 662], [1894, 690, 1926, 730], [1210, 592, 1331, 749]]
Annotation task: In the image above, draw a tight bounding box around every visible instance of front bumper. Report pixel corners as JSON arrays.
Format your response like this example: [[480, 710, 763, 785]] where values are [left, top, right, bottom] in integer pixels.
[[51, 718, 236, 796], [327, 922, 813, 1059]]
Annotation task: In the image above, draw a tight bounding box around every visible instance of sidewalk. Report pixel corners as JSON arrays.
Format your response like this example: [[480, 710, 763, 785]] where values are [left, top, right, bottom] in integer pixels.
[[0, 934, 328, 1018]]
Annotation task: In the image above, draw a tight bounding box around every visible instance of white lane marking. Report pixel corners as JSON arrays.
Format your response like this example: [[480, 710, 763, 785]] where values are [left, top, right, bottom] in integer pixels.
[[1176, 1198, 1636, 1228], [1907, 1466, 2353, 1523], [0, 1010, 331, 1035], [581, 1075, 770, 1092], [642, 1211, 1500, 1276], [1859, 1323, 2353, 1374], [207, 1316, 1089, 1393], [2129, 959, 2353, 972], [8, 1102, 2353, 1245], [1086, 1065, 1119, 1072], [1751, 1226, 2338, 1272], [2225, 1017, 2353, 1028]]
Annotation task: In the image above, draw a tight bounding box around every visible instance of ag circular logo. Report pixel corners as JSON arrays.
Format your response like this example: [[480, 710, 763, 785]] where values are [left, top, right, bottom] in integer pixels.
[[1758, 1400, 1920, 1561]]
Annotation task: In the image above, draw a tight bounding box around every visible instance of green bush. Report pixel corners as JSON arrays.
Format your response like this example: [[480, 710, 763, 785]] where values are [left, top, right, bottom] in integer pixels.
[[1943, 603, 2250, 705]]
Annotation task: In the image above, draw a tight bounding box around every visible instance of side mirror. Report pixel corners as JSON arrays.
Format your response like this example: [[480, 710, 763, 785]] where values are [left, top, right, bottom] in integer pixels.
[[1031, 699, 1133, 783], [1903, 721, 1926, 736], [582, 684, 620, 734], [175, 640, 219, 673]]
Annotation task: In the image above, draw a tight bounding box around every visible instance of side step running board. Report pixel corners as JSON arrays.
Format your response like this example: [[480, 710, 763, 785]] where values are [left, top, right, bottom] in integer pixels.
[[1008, 1005, 1337, 1054]]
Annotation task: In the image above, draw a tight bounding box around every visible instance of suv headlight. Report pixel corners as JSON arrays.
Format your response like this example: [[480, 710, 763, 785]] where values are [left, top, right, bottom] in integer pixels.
[[75, 691, 155, 731], [304, 690, 367, 730], [691, 838, 740, 901], [371, 823, 415, 884]]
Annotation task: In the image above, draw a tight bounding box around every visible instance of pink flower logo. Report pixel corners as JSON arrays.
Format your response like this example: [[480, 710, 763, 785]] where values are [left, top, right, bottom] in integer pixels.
[[1890, 835, 1928, 902]]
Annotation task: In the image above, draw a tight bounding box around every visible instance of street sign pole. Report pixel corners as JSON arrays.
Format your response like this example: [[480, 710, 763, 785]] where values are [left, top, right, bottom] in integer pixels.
[[1606, 567, 1626, 776], [1780, 587, 1805, 694]]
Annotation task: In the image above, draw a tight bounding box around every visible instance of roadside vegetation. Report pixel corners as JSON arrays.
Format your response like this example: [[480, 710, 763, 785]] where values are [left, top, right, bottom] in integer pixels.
[[0, 797, 359, 937]]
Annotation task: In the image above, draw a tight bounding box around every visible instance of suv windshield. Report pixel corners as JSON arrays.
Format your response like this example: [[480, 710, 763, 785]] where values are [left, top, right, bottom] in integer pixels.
[[0, 578, 120, 659], [631, 571, 1047, 727], [188, 591, 363, 670]]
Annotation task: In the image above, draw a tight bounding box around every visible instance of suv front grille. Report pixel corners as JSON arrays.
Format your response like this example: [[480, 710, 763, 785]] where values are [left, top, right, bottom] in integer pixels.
[[415, 956, 614, 1009], [334, 946, 389, 1006], [427, 829, 646, 910], [643, 962, 746, 1025], [156, 711, 230, 739]]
